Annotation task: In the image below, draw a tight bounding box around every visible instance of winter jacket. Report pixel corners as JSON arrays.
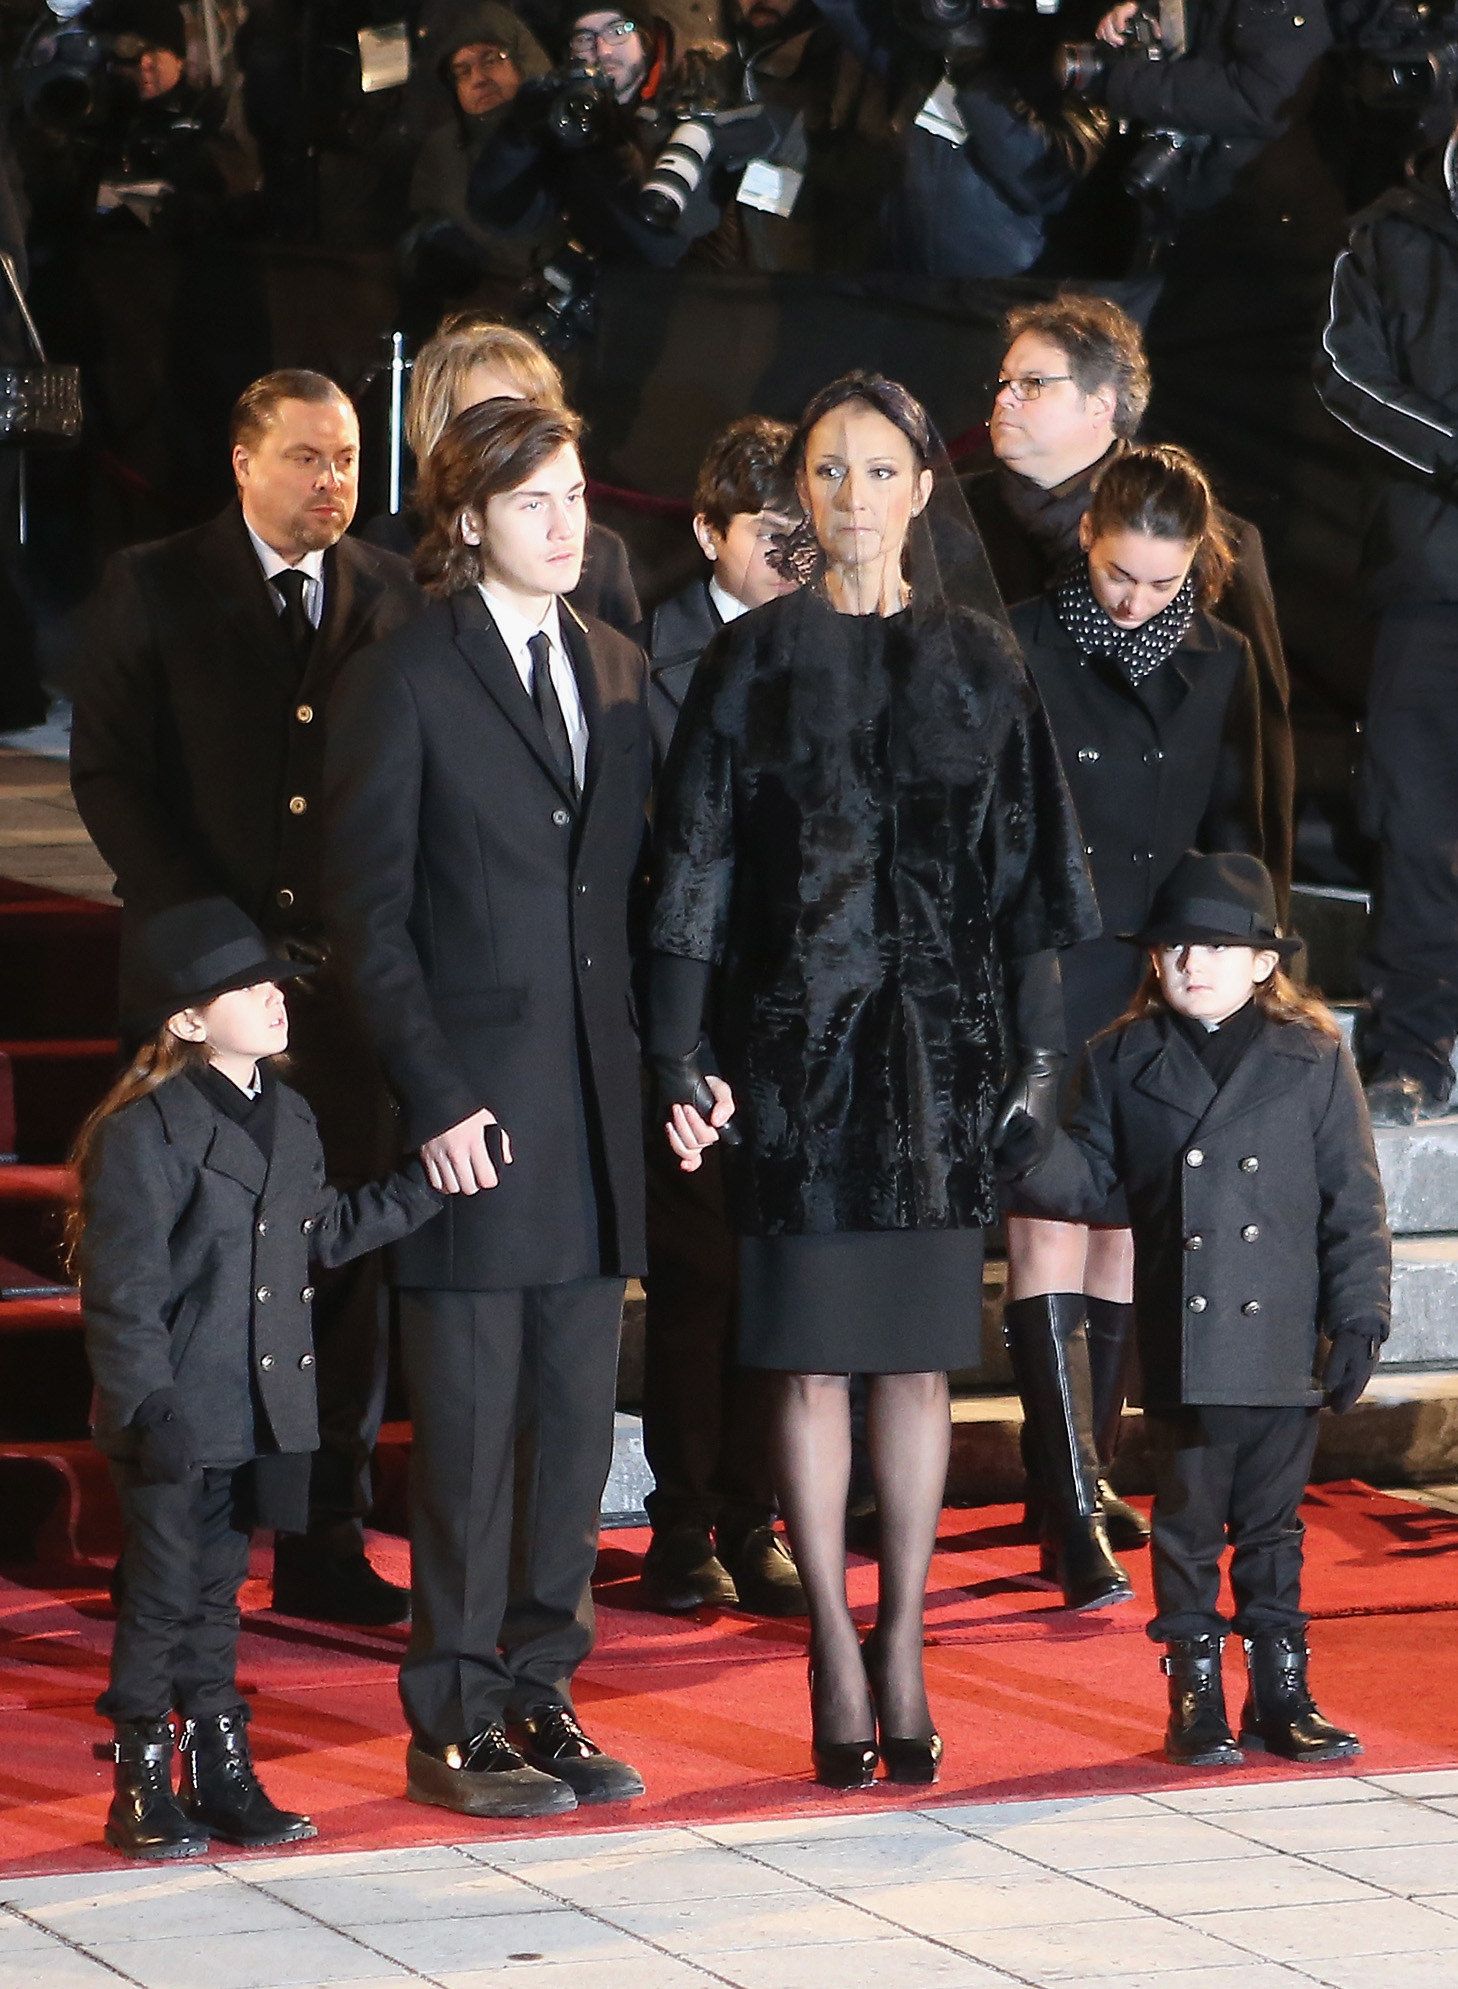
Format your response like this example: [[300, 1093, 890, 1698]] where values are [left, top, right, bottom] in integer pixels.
[[1015, 1008, 1390, 1407], [644, 575, 722, 761], [1314, 172, 1458, 608], [81, 1074, 441, 1464], [649, 586, 1100, 1235]]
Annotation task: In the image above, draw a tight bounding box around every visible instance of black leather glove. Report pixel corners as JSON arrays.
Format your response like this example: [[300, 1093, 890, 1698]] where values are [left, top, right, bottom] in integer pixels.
[[1324, 1328, 1381, 1415], [990, 1048, 1065, 1169], [649, 1052, 742, 1148], [993, 1106, 1046, 1183], [130, 1387, 200, 1484]]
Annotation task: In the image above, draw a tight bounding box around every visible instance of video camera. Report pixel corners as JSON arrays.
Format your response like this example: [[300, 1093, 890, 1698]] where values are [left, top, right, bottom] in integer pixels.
[[538, 59, 620, 150], [1056, 0, 1181, 95], [14, 18, 128, 134], [1344, 0, 1458, 109]]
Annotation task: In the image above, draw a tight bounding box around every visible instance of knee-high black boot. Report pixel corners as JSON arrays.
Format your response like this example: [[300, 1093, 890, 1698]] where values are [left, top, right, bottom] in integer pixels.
[[1085, 1296, 1150, 1551], [1003, 1294, 1134, 1611]]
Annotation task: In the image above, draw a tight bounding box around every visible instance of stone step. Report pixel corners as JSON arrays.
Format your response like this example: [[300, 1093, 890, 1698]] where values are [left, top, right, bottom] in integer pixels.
[[1290, 883, 1369, 1002], [1386, 1236, 1458, 1366], [1375, 1124, 1458, 1236]]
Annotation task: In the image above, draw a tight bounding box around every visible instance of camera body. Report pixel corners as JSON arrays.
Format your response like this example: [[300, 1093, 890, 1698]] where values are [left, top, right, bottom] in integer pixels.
[[541, 60, 620, 151], [1057, 1, 1169, 95], [523, 241, 599, 350], [1349, 0, 1458, 107], [16, 22, 126, 135], [637, 101, 778, 227]]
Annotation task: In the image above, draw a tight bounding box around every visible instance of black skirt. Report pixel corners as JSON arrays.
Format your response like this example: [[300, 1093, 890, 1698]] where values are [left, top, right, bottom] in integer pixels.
[[738, 1227, 985, 1373], [1001, 932, 1143, 1226]]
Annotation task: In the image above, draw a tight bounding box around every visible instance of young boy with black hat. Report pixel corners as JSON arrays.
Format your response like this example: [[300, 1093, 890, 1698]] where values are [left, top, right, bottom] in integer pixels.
[[1000, 852, 1391, 1769], [69, 899, 445, 1860]]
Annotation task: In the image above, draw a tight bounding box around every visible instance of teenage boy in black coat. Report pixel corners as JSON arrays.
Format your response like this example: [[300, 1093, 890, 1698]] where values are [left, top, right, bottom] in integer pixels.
[[325, 397, 653, 1819], [1004, 853, 1390, 1771], [70, 369, 425, 1628], [638, 416, 806, 1616]]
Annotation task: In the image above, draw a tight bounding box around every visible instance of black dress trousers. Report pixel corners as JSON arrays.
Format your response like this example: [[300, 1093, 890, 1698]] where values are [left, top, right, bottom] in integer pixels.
[[1359, 604, 1458, 1101], [642, 1129, 776, 1543], [1144, 1404, 1319, 1643], [397, 1278, 625, 1746], [99, 1463, 253, 1723]]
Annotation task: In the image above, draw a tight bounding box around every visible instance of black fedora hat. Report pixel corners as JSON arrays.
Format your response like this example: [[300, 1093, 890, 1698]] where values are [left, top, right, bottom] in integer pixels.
[[1120, 851, 1301, 957], [123, 898, 313, 1035]]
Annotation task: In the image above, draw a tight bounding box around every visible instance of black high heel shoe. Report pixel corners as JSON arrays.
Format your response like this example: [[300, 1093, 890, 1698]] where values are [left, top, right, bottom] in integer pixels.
[[807, 1659, 878, 1789], [862, 1636, 943, 1786]]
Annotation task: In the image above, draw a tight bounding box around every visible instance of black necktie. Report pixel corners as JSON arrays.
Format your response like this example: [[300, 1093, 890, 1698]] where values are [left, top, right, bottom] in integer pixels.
[[527, 629, 576, 794], [271, 569, 315, 671]]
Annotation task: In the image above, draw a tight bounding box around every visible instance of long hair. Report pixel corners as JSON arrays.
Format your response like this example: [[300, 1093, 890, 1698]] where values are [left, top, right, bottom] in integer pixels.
[[62, 1030, 211, 1279], [1109, 959, 1343, 1044], [414, 399, 582, 597], [404, 317, 565, 466], [1086, 444, 1234, 609]]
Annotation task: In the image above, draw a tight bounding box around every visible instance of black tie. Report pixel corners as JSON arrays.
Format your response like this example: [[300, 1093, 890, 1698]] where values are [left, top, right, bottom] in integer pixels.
[[271, 569, 315, 671], [528, 629, 576, 794]]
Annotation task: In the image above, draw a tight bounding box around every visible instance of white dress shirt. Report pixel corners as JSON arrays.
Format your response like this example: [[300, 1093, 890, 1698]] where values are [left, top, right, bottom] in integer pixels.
[[477, 585, 590, 792], [708, 576, 751, 625], [246, 520, 326, 630]]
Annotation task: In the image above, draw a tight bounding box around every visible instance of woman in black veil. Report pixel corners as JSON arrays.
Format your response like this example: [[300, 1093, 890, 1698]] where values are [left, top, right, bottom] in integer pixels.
[[647, 373, 1099, 1786]]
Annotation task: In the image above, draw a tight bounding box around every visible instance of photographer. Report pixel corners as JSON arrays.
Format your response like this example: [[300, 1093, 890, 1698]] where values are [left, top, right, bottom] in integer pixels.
[[810, 0, 1112, 278], [1068, 0, 1331, 224], [467, 7, 779, 267], [1315, 134, 1458, 1125], [402, 5, 563, 320]]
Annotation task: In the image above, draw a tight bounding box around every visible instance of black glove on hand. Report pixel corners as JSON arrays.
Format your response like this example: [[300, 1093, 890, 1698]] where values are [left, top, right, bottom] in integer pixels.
[[650, 1052, 742, 1148], [993, 1106, 1046, 1182], [1324, 1329, 1382, 1415], [990, 1048, 1065, 1168], [130, 1387, 200, 1484]]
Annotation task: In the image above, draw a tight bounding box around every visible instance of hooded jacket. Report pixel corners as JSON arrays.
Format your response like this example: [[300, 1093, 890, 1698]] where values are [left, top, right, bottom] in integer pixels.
[[1315, 168, 1458, 608]]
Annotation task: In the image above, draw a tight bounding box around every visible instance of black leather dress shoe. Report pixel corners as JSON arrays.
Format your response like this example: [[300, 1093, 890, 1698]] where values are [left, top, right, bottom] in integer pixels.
[[722, 1525, 808, 1617], [640, 1527, 738, 1613], [271, 1536, 411, 1627], [406, 1728, 577, 1817], [516, 1704, 645, 1803]]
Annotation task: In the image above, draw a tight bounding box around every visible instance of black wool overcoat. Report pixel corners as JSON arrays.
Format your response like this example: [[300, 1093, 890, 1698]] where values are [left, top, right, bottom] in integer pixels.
[[81, 1076, 442, 1464], [1017, 1009, 1391, 1407], [324, 588, 653, 1291], [70, 502, 423, 939], [643, 575, 722, 764], [650, 588, 1101, 1236], [1011, 596, 1264, 943]]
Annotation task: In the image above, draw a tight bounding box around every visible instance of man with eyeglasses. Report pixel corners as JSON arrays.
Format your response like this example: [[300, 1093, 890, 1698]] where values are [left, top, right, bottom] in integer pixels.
[[965, 292, 1294, 911]]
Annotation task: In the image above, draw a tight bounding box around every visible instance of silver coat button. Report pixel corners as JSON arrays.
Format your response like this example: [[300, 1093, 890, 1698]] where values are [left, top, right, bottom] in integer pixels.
[[1186, 1149, 1204, 1167], [301, 1286, 315, 1304], [1185, 1234, 1203, 1250], [1077, 747, 1099, 762], [1240, 1155, 1259, 1172], [1242, 1300, 1262, 1316], [1188, 1295, 1207, 1312], [259, 1354, 275, 1370], [1242, 1224, 1260, 1242], [552, 808, 571, 827], [256, 1220, 267, 1236], [256, 1286, 271, 1302], [299, 1353, 315, 1369], [301, 1219, 314, 1234]]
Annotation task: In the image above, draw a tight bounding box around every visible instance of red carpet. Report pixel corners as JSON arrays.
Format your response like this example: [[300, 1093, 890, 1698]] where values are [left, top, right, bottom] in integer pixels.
[[2, 1482, 1455, 1877]]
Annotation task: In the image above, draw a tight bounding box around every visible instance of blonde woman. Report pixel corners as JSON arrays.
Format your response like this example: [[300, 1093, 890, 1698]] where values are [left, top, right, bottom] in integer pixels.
[[362, 316, 640, 630]]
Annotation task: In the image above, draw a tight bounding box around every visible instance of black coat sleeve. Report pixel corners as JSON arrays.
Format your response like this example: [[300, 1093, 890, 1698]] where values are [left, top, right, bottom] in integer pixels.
[[576, 524, 642, 636], [69, 553, 220, 912], [78, 1104, 192, 1434], [307, 1155, 443, 1269], [1313, 1039, 1392, 1340], [1217, 520, 1294, 916], [648, 634, 737, 963], [1104, 0, 1330, 140], [1315, 221, 1458, 482], [324, 646, 485, 1148], [1195, 630, 1265, 864]]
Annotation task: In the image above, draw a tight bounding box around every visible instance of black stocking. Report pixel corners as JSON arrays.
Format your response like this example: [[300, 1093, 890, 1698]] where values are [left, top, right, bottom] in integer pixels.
[[866, 1369, 950, 1738], [772, 1372, 874, 1746]]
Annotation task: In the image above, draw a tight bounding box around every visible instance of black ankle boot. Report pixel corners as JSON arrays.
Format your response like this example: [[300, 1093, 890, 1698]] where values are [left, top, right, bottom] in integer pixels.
[[1240, 1632, 1362, 1763], [179, 1710, 317, 1847], [1004, 1294, 1134, 1611], [1085, 1296, 1150, 1552], [106, 1717, 210, 1860], [1162, 1637, 1243, 1768]]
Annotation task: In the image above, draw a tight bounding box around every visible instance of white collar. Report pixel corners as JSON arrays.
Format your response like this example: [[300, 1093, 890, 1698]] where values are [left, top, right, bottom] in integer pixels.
[[708, 576, 751, 624], [477, 583, 564, 658], [244, 517, 327, 586]]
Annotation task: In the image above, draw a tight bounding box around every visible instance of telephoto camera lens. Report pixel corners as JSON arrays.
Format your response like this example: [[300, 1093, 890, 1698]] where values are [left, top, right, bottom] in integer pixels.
[[1054, 40, 1110, 91], [639, 116, 717, 228], [1125, 128, 1197, 198], [545, 62, 616, 150]]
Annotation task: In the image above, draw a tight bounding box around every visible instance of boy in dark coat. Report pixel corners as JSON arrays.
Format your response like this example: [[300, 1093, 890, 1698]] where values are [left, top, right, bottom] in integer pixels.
[[73, 900, 444, 1861], [1003, 852, 1391, 1769]]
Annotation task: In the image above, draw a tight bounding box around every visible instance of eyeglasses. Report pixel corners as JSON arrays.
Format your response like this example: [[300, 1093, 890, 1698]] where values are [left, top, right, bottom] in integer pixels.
[[451, 46, 513, 73], [995, 373, 1073, 403], [568, 18, 638, 54]]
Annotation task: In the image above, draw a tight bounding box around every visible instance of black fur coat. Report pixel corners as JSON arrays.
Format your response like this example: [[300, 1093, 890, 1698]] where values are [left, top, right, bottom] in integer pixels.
[[650, 587, 1100, 1235]]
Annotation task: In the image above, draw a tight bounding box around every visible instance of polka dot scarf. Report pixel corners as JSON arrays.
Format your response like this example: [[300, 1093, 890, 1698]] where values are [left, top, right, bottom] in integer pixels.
[[1053, 559, 1197, 684]]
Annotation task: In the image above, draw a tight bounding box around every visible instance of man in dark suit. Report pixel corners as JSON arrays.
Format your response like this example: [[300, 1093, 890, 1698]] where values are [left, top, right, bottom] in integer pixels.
[[324, 398, 651, 1818], [69, 369, 423, 1626], [638, 416, 806, 1618], [964, 295, 1296, 914]]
